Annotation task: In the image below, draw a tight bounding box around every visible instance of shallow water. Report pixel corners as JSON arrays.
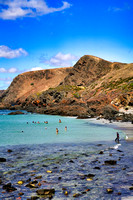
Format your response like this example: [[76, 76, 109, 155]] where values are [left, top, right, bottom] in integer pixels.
[[0, 110, 132, 199], [0, 110, 125, 146]]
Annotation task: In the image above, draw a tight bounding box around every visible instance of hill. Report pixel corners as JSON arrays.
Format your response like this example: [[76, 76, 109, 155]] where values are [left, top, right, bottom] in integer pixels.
[[0, 55, 133, 119]]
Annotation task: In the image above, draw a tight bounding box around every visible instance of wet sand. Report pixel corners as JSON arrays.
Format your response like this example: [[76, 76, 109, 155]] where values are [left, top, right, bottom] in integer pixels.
[[89, 118, 133, 141]]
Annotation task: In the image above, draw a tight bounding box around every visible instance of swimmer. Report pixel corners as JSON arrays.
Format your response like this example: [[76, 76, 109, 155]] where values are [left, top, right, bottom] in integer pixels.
[[65, 126, 67, 131], [56, 128, 59, 134], [59, 119, 61, 123]]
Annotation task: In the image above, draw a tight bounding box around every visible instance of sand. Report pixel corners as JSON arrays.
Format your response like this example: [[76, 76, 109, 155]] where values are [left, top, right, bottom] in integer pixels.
[[89, 118, 133, 141]]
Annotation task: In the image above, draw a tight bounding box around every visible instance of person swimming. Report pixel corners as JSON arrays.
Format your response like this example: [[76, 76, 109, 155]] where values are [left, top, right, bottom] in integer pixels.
[[59, 119, 61, 123], [56, 128, 59, 134], [65, 126, 67, 131]]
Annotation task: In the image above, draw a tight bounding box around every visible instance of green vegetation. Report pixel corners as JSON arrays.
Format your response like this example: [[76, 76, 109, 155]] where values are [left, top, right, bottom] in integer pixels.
[[36, 92, 43, 97], [101, 77, 133, 90], [73, 92, 81, 99], [31, 83, 34, 86]]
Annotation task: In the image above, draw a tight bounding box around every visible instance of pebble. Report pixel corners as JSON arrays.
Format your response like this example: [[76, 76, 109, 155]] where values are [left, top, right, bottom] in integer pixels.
[[46, 170, 52, 173], [73, 193, 81, 197], [17, 181, 24, 185], [106, 188, 113, 193]]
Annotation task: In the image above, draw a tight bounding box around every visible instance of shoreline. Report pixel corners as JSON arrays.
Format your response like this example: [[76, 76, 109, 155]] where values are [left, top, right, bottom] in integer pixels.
[[88, 118, 133, 141]]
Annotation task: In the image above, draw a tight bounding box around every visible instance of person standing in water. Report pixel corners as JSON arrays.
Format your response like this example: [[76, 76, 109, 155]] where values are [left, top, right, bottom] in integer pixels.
[[115, 132, 119, 143]]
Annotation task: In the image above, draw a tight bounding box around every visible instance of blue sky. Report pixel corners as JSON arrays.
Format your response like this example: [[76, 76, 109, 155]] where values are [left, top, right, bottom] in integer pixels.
[[0, 0, 133, 89]]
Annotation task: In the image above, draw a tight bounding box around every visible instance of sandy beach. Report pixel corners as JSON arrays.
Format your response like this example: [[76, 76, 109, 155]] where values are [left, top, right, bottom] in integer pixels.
[[88, 118, 133, 141]]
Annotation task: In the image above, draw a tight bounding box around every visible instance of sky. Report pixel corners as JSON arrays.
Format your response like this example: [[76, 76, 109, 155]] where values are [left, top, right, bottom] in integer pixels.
[[0, 0, 133, 90]]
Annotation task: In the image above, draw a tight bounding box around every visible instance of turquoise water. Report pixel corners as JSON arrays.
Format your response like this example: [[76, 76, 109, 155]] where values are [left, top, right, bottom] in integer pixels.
[[0, 110, 125, 146], [1, 110, 133, 199]]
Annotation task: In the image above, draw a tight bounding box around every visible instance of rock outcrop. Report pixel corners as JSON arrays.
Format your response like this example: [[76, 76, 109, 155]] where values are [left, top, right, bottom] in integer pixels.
[[0, 55, 133, 118]]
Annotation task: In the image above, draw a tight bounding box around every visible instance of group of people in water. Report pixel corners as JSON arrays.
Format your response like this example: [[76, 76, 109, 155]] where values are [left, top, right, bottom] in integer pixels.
[[56, 119, 67, 134], [30, 119, 120, 142], [31, 119, 67, 134]]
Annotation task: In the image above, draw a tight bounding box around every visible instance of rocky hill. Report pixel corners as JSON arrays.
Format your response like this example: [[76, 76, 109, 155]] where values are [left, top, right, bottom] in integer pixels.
[[0, 55, 133, 119], [0, 67, 71, 103]]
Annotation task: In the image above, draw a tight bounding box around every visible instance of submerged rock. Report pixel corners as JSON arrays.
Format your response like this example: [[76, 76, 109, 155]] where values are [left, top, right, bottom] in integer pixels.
[[3, 183, 17, 192], [104, 160, 117, 165], [99, 151, 104, 154], [35, 176, 42, 179], [94, 166, 100, 170], [0, 157, 6, 162], [36, 188, 55, 198], [28, 196, 39, 200], [73, 193, 81, 197], [25, 183, 38, 188], [7, 149, 13, 153]]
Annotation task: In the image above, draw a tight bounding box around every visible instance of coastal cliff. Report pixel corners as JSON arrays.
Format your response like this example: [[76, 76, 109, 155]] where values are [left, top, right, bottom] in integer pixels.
[[0, 55, 133, 119]]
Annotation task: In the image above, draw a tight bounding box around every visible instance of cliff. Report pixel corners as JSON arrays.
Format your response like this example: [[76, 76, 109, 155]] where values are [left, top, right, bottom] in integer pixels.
[[0, 55, 133, 119]]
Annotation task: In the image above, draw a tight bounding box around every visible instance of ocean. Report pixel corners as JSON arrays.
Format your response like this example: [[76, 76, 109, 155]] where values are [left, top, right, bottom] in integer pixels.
[[0, 110, 125, 146], [0, 110, 133, 199]]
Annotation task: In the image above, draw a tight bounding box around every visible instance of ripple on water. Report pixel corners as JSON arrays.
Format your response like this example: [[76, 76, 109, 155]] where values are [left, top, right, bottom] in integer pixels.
[[0, 141, 133, 199]]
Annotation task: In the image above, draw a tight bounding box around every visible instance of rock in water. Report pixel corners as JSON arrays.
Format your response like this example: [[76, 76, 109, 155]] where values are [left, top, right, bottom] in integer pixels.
[[0, 158, 6, 162], [104, 160, 117, 165], [106, 188, 113, 193], [8, 111, 24, 115], [3, 183, 17, 192], [36, 188, 55, 198]]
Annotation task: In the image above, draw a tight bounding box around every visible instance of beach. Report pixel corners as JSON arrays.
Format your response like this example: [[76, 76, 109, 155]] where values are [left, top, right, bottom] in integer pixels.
[[89, 118, 133, 141], [0, 111, 133, 199]]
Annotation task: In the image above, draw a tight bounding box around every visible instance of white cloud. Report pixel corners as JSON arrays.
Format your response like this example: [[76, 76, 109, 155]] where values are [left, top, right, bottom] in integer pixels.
[[0, 45, 28, 58], [0, 0, 71, 20], [30, 67, 43, 71], [43, 52, 78, 67], [0, 67, 19, 73], [8, 67, 18, 73], [0, 67, 7, 72]]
